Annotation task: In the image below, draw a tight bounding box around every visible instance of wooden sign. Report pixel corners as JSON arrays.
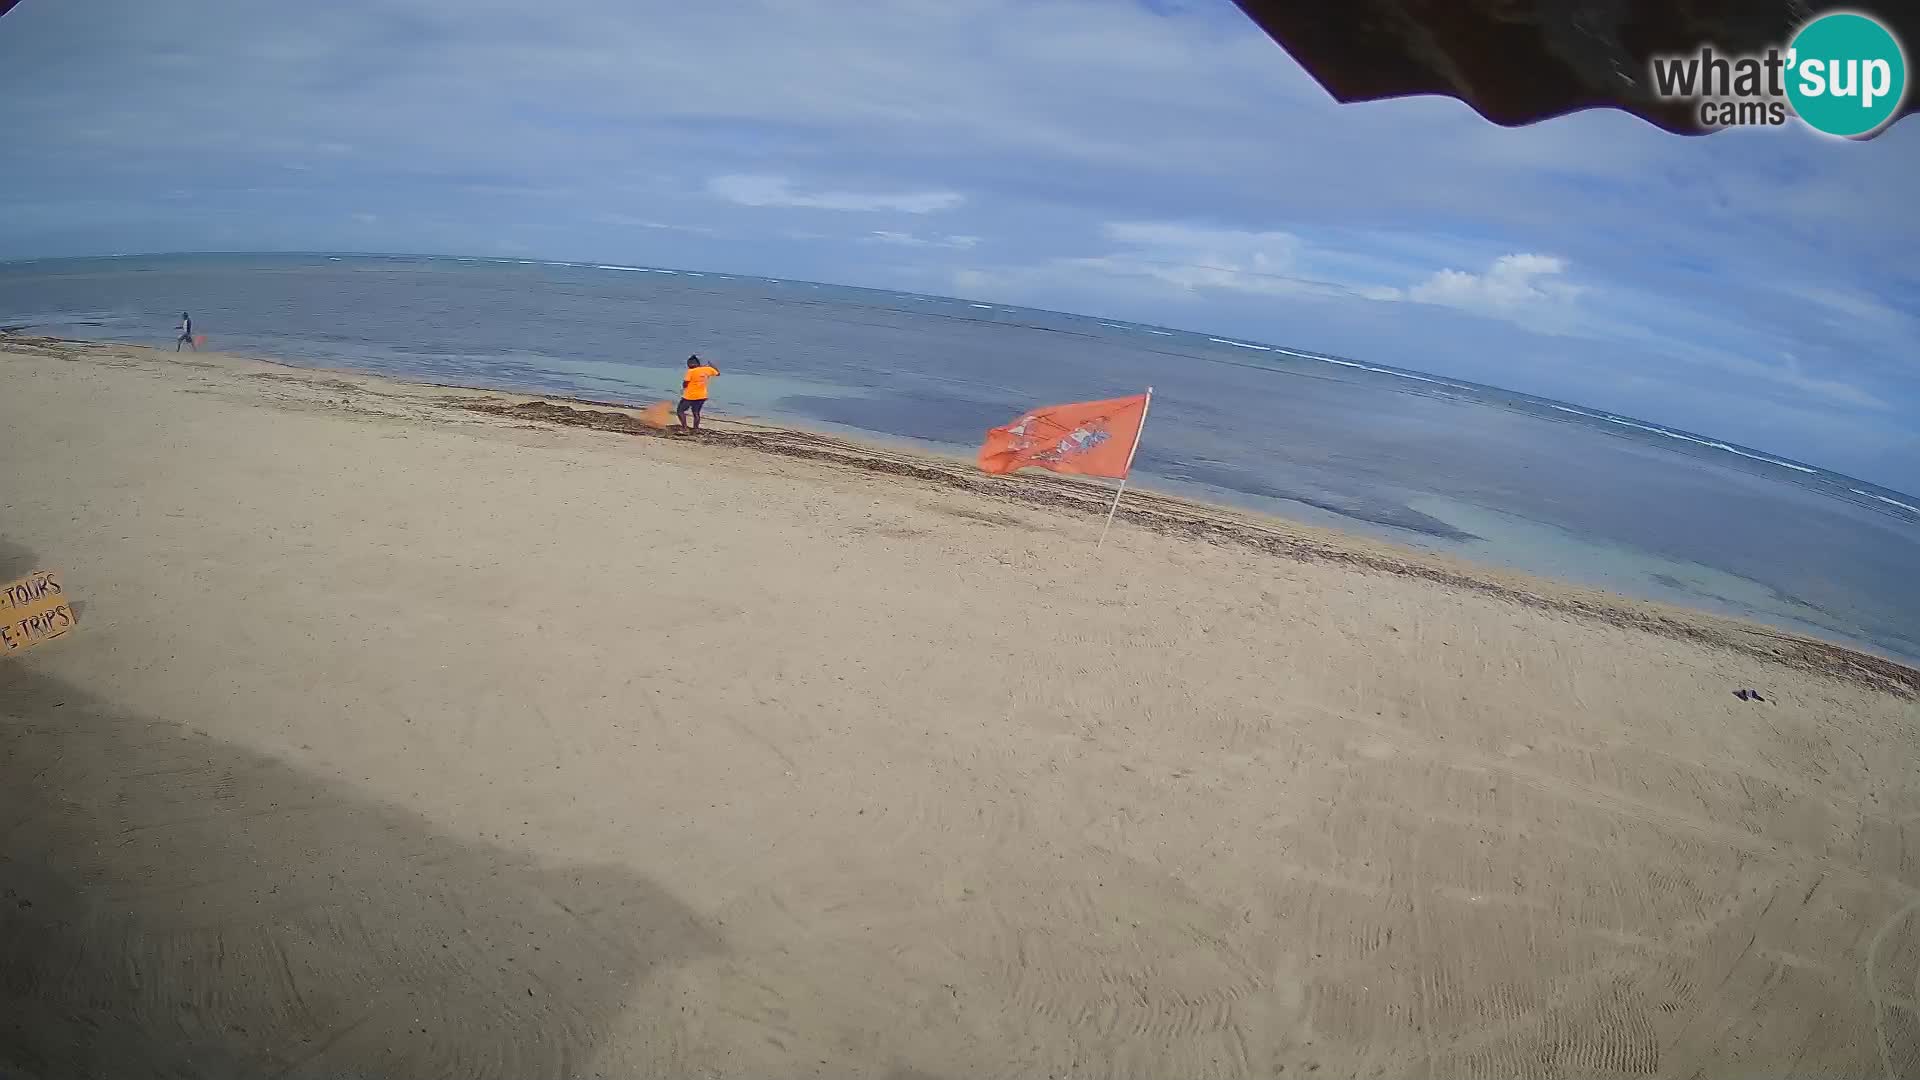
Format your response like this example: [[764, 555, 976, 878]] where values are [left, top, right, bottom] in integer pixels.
[[1, 569, 75, 656]]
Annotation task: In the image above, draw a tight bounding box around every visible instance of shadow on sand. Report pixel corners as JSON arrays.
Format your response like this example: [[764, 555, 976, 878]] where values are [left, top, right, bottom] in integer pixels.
[[0, 543, 720, 1078]]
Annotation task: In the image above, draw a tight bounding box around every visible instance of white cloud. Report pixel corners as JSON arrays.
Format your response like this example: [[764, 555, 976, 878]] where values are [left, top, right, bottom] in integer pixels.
[[1103, 222, 1292, 254], [1034, 220, 1407, 301], [946, 221, 1421, 315], [1523, 283, 1893, 412], [1777, 283, 1917, 335], [867, 230, 979, 249], [1408, 253, 1582, 315], [951, 267, 999, 294], [598, 215, 714, 234], [1769, 362, 1888, 411], [3, 0, 1913, 477], [1692, 348, 1888, 411], [707, 174, 962, 214], [965, 231, 1887, 421], [1071, 222, 1302, 294]]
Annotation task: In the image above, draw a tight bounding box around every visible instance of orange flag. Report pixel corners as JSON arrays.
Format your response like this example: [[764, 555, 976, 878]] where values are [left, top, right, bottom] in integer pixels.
[[977, 394, 1149, 479]]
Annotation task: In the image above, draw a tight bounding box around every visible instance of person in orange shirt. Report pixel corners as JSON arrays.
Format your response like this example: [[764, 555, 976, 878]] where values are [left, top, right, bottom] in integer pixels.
[[676, 354, 720, 432]]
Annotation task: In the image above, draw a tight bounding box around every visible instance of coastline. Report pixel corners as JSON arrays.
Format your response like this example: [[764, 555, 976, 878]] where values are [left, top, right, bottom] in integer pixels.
[[11, 330, 1915, 696], [10, 249, 1920, 664], [7, 332, 1920, 1077]]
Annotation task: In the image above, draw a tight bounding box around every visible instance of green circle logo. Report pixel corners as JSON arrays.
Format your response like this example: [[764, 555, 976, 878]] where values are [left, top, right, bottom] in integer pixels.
[[1786, 11, 1908, 137]]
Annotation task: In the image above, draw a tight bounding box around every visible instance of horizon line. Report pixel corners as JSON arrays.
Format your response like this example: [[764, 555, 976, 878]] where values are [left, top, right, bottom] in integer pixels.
[[6, 247, 1914, 507]]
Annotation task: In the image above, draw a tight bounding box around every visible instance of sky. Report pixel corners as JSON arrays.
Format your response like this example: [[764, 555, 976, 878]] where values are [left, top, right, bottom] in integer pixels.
[[1, 0, 1916, 488]]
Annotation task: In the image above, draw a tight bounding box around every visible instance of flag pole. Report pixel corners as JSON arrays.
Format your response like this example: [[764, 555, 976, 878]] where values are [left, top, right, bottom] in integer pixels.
[[1097, 387, 1152, 550]]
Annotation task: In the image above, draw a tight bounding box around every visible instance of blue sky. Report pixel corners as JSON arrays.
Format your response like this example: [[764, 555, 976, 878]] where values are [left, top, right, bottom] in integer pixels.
[[1, 0, 1916, 487]]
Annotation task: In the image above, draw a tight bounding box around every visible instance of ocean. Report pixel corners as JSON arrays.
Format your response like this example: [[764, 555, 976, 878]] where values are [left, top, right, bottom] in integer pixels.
[[5, 251, 1917, 664]]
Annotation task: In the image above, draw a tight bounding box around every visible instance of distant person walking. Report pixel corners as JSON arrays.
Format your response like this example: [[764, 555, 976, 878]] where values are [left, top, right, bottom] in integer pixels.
[[677, 354, 720, 432], [175, 312, 196, 351]]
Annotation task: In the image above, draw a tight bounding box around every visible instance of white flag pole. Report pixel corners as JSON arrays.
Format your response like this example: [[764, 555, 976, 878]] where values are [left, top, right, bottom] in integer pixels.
[[1096, 387, 1152, 550]]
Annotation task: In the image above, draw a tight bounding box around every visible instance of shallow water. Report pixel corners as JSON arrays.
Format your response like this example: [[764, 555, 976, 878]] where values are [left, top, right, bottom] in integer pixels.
[[5, 252, 1916, 663]]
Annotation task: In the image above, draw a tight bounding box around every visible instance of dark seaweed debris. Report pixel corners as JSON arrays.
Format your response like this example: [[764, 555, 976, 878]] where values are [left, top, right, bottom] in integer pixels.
[[461, 397, 1920, 700]]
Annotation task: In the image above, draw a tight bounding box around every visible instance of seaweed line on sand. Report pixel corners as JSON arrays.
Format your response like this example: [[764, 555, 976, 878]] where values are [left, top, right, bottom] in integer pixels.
[[461, 397, 1920, 700], [10, 330, 1913, 698]]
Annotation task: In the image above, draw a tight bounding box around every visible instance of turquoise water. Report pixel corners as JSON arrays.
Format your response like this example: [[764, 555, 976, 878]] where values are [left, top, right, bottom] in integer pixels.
[[4, 251, 1917, 663]]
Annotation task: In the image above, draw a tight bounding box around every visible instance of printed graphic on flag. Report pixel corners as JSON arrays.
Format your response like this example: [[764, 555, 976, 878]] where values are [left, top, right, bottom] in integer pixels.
[[977, 394, 1148, 479]]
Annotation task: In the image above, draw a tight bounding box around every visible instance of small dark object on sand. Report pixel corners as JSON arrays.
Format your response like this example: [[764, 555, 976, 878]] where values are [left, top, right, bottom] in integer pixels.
[[1733, 688, 1768, 702]]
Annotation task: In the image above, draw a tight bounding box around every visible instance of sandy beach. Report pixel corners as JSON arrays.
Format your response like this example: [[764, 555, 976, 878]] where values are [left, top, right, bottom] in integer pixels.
[[4, 334, 1919, 1079]]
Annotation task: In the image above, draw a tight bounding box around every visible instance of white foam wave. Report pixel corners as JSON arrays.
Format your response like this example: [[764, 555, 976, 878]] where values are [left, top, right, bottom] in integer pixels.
[[1546, 403, 1840, 478], [1308, 355, 1447, 386], [1590, 415, 1816, 473], [1209, 337, 1272, 351], [1147, 330, 1173, 336], [1852, 490, 1920, 514], [970, 303, 994, 309], [1715, 444, 1815, 472], [1388, 372, 1443, 385]]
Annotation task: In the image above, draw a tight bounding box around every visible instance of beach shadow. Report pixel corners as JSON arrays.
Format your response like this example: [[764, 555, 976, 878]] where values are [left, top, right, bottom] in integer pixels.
[[0, 659, 721, 1078], [0, 539, 85, 627], [0, 538, 40, 582]]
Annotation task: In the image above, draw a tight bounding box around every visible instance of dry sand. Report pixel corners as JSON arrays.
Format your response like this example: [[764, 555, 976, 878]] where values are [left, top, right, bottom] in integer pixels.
[[3, 335, 1919, 1080]]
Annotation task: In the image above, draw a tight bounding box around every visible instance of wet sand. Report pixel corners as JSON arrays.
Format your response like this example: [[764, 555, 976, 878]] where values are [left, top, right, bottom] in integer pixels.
[[4, 335, 1919, 1079]]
